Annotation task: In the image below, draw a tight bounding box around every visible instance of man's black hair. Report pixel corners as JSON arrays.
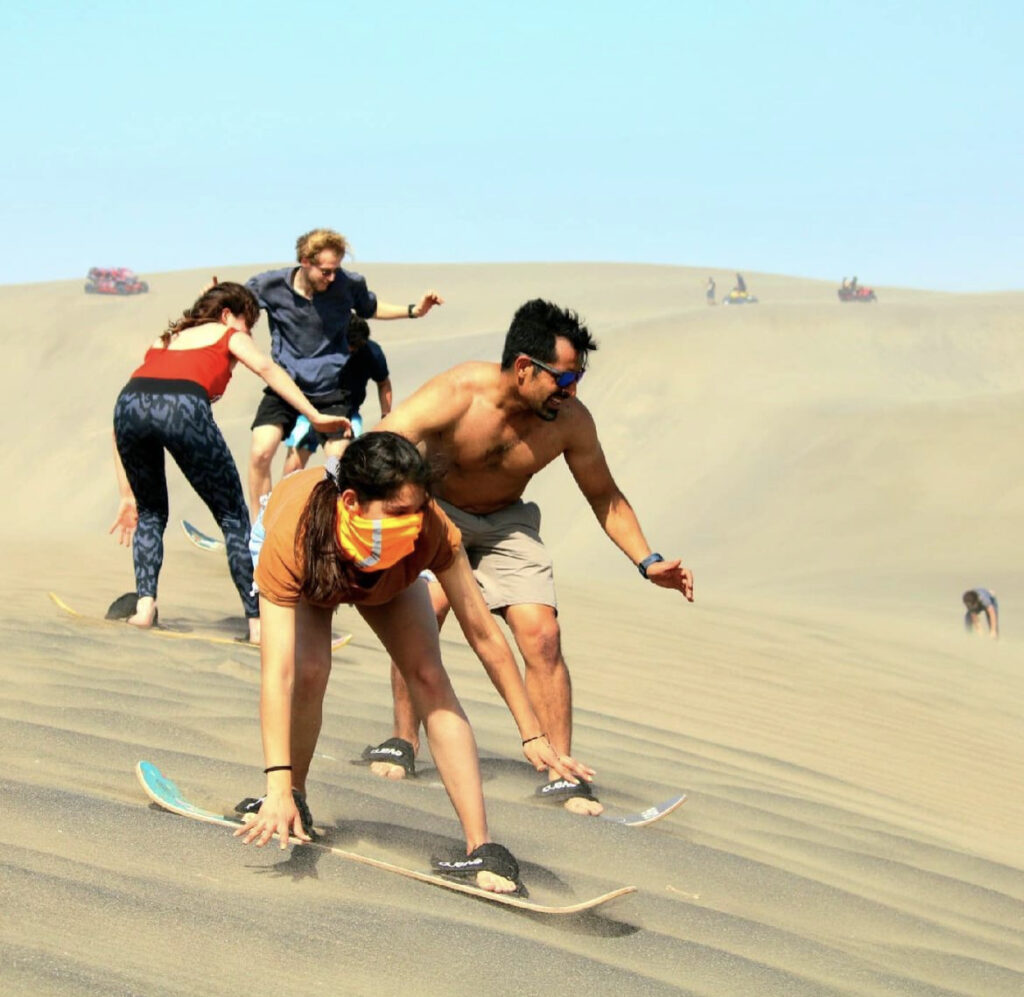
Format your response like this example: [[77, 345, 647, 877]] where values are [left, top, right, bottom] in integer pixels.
[[348, 314, 371, 348], [499, 299, 598, 370]]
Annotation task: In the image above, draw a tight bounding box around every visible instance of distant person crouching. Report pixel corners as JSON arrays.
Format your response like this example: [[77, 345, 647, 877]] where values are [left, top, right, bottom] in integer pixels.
[[963, 588, 999, 639]]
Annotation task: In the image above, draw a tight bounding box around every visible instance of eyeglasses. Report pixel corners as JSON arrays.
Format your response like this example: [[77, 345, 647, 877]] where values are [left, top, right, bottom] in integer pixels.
[[310, 261, 340, 277], [522, 355, 585, 389]]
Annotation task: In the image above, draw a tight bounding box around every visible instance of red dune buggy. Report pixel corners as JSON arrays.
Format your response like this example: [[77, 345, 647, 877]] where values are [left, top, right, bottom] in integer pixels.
[[85, 267, 149, 295]]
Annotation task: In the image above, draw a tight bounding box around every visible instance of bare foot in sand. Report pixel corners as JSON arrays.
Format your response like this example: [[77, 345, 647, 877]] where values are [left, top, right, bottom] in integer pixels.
[[476, 871, 518, 893], [564, 796, 604, 817], [127, 596, 157, 629], [541, 775, 604, 816], [365, 738, 417, 779], [369, 761, 409, 780]]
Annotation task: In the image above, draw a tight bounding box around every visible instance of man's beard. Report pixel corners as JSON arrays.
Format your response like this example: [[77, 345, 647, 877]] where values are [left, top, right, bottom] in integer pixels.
[[534, 392, 569, 422]]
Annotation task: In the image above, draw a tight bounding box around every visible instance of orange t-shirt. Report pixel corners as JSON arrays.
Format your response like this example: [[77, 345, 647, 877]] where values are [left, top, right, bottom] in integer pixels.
[[255, 466, 462, 608]]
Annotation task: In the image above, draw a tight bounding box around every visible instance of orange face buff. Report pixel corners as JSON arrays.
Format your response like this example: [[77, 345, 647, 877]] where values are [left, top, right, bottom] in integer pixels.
[[336, 502, 424, 571]]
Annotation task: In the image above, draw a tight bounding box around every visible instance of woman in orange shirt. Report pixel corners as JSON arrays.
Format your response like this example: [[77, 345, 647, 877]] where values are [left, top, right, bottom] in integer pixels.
[[234, 431, 593, 893]]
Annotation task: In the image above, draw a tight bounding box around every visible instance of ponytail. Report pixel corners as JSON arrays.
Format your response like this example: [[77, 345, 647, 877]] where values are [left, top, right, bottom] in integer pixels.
[[296, 478, 357, 604]]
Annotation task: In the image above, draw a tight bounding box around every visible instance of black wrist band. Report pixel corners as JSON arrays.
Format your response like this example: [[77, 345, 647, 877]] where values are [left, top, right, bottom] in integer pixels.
[[263, 765, 292, 774], [407, 303, 416, 318], [522, 733, 546, 746]]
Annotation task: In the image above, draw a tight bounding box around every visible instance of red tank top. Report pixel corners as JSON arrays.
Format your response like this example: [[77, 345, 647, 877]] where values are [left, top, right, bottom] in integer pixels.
[[131, 326, 239, 401]]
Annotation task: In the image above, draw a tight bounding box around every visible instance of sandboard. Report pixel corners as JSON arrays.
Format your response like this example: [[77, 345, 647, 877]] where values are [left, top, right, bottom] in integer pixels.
[[136, 761, 636, 915], [48, 593, 352, 652], [181, 520, 225, 552], [601, 793, 687, 827]]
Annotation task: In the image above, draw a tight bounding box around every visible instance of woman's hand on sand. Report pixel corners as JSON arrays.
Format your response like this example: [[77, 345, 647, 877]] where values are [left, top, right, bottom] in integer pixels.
[[310, 411, 351, 435], [522, 736, 595, 783], [233, 791, 310, 850], [109, 498, 138, 546], [645, 558, 694, 602]]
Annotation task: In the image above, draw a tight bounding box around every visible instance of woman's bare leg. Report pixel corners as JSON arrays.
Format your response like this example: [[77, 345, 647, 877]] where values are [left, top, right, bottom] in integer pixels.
[[358, 584, 513, 892], [372, 577, 452, 777]]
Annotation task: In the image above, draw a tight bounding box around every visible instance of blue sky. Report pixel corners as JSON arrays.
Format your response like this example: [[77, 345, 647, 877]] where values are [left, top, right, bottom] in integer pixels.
[[3, 1, 1021, 290]]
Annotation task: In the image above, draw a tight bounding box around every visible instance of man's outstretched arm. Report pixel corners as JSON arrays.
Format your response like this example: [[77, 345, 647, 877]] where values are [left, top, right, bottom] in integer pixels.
[[373, 290, 444, 320], [564, 408, 694, 601]]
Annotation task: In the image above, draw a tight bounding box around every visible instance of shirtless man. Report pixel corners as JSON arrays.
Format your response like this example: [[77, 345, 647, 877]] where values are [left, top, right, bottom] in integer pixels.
[[364, 298, 694, 815]]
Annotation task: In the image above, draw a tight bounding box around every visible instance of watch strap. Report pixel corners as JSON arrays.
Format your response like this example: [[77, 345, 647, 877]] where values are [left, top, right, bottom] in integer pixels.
[[638, 553, 664, 578]]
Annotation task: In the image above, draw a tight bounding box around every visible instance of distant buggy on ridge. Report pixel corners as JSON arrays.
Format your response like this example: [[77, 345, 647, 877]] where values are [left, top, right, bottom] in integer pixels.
[[838, 277, 876, 302], [85, 267, 149, 295]]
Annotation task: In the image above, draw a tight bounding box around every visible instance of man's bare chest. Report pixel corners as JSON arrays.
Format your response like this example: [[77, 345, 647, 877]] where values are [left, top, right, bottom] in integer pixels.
[[447, 421, 561, 476]]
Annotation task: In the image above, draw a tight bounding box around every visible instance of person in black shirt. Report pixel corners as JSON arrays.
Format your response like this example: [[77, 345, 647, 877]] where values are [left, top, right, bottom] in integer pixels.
[[281, 316, 392, 474]]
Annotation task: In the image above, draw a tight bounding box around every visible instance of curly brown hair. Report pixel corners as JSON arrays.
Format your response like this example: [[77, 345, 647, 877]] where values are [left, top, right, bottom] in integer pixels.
[[161, 283, 260, 346]]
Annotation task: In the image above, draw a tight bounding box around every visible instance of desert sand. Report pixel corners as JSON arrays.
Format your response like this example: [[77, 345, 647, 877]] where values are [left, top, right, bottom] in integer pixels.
[[1, 263, 1022, 996]]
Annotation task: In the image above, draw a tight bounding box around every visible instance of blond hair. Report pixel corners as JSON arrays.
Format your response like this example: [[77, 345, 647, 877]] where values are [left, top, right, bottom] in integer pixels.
[[295, 228, 348, 263]]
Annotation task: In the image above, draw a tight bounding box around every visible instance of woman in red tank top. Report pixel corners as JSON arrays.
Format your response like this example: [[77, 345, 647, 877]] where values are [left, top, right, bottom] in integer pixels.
[[109, 283, 350, 642]]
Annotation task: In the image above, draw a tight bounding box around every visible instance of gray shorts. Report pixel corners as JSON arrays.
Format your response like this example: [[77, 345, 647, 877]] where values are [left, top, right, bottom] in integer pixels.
[[438, 498, 557, 612]]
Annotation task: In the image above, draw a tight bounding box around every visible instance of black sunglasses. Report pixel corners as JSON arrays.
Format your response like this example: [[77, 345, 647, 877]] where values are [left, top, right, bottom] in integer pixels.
[[522, 355, 585, 389]]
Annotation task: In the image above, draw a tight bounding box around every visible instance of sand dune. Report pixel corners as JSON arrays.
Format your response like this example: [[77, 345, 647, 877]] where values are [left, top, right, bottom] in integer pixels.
[[1, 264, 1022, 996]]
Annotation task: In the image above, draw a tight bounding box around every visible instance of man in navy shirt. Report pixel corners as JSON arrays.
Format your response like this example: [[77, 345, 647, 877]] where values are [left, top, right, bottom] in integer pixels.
[[281, 316, 393, 474], [245, 227, 442, 518]]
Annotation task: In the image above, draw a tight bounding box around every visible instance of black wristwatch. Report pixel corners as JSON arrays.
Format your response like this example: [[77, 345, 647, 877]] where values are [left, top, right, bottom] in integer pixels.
[[407, 303, 417, 318], [637, 553, 664, 578]]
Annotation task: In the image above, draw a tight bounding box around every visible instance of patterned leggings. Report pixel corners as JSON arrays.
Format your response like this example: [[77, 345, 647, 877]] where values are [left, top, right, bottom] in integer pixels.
[[113, 379, 258, 617]]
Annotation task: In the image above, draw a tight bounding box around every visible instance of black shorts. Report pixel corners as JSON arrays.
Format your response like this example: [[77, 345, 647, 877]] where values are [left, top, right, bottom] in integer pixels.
[[250, 387, 352, 444]]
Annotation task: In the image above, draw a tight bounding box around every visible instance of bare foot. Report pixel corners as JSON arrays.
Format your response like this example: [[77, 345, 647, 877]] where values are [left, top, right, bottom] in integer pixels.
[[363, 738, 417, 779], [476, 871, 518, 893], [564, 796, 604, 817], [369, 761, 408, 780], [127, 597, 157, 629], [247, 618, 261, 645]]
